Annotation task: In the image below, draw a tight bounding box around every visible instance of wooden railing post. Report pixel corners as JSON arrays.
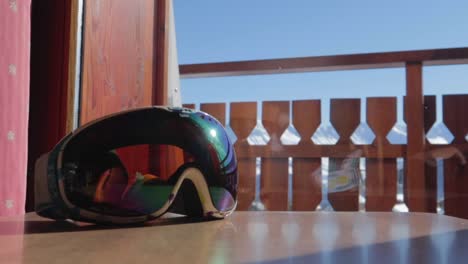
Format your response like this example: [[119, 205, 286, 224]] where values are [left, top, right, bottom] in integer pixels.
[[180, 48, 468, 216], [403, 96, 437, 213], [405, 62, 427, 212]]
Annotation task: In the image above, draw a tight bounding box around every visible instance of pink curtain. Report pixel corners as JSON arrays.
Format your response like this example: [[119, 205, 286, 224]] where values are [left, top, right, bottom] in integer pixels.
[[0, 0, 31, 216]]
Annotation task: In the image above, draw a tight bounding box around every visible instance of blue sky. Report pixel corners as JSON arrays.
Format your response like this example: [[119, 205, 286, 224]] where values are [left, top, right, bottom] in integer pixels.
[[174, 0, 468, 123]]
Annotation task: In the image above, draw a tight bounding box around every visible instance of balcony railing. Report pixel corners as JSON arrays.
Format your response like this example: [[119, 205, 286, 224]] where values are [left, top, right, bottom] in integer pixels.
[[179, 47, 468, 219]]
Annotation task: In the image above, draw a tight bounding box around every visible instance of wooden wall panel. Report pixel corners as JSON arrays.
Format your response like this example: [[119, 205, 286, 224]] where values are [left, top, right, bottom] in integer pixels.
[[366, 97, 397, 211], [443, 95, 468, 219], [328, 99, 360, 211], [230, 102, 257, 210], [261, 101, 290, 210], [81, 0, 155, 123], [292, 100, 322, 210], [80, 0, 174, 181]]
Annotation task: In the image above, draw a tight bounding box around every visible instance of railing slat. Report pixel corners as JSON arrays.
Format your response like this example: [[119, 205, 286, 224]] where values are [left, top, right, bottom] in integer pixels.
[[230, 102, 257, 210], [292, 100, 322, 210], [328, 99, 361, 211], [423, 95, 438, 213], [237, 159, 257, 210], [182, 103, 195, 109], [230, 102, 257, 143], [261, 159, 289, 210], [261, 101, 290, 210], [200, 103, 226, 125], [443, 95, 468, 219], [366, 97, 397, 211]]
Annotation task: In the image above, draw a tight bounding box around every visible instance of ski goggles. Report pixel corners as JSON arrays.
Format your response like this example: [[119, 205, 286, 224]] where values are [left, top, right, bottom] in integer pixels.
[[35, 106, 238, 224]]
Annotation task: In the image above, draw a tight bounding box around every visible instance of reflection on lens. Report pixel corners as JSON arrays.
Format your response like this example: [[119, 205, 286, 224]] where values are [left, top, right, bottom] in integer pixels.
[[209, 187, 236, 212], [94, 167, 127, 205], [63, 143, 235, 216], [63, 145, 186, 216], [121, 182, 173, 215]]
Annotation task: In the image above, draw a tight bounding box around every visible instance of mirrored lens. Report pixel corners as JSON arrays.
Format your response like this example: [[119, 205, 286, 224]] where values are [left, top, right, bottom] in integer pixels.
[[188, 111, 238, 203], [62, 144, 186, 216], [60, 107, 237, 216]]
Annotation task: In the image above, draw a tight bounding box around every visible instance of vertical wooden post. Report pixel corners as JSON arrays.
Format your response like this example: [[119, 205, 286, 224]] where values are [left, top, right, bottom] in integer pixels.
[[150, 0, 182, 179], [153, 0, 169, 106], [66, 0, 81, 133], [405, 62, 426, 212], [422, 96, 437, 213]]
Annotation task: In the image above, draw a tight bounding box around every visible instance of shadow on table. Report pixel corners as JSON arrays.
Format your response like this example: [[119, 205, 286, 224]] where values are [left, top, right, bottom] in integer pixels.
[[0, 215, 217, 235], [248, 229, 468, 264]]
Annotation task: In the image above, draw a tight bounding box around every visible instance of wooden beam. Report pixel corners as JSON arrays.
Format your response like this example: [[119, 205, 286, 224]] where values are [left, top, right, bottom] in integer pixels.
[[153, 0, 169, 105], [180, 47, 468, 78], [234, 144, 405, 159], [427, 144, 468, 156]]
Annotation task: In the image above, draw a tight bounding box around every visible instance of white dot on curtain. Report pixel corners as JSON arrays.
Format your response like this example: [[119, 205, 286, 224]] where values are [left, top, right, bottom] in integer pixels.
[[5, 200, 14, 209], [7, 131, 15, 141], [9, 0, 18, 12], [8, 64, 17, 75]]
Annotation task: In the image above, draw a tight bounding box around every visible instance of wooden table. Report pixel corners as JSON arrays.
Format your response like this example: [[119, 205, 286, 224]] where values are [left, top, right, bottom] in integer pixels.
[[1, 212, 468, 263]]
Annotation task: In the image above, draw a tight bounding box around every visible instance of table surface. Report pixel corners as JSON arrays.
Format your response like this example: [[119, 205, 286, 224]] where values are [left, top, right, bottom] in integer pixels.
[[1, 212, 468, 264]]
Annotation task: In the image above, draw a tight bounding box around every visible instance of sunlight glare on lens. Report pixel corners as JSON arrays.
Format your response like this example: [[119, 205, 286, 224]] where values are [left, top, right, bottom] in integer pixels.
[[210, 129, 217, 138]]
